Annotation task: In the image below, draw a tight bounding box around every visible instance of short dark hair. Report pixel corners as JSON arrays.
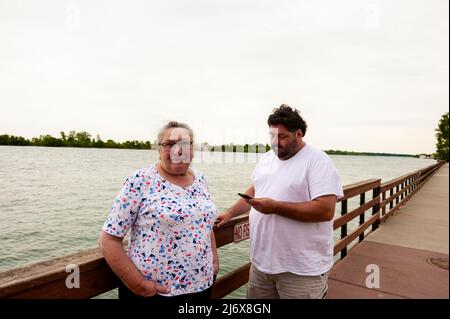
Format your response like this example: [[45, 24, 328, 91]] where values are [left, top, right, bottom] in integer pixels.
[[267, 104, 307, 136]]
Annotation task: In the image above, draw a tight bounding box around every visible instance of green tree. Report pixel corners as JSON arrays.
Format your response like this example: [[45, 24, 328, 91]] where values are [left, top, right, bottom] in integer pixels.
[[74, 131, 92, 147], [0, 134, 31, 146], [66, 130, 76, 146], [105, 139, 119, 148], [435, 112, 449, 161], [39, 134, 63, 147], [93, 134, 105, 148], [0, 134, 9, 145]]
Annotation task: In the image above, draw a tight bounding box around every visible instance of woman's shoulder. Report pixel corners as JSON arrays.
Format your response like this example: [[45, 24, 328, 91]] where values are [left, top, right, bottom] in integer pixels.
[[128, 165, 157, 182], [191, 167, 207, 182]]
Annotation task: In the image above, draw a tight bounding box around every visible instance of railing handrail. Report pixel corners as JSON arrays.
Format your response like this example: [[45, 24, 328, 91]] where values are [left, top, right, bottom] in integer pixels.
[[379, 161, 444, 222], [0, 161, 445, 299], [339, 178, 380, 201]]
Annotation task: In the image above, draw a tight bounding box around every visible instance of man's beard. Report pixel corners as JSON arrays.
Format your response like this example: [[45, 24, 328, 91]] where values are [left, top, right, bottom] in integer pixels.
[[272, 141, 300, 160]]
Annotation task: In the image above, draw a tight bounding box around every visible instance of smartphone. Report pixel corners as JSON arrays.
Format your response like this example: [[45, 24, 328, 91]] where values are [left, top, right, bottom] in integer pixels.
[[238, 193, 253, 200]]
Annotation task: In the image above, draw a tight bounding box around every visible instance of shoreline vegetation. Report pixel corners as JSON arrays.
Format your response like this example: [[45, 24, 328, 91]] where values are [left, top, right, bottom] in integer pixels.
[[0, 131, 425, 158]]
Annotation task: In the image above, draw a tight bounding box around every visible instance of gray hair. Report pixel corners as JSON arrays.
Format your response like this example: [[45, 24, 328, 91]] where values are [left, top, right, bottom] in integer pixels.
[[157, 121, 194, 145]]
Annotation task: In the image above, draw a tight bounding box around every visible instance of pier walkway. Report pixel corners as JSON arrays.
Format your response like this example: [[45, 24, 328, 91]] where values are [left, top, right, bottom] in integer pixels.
[[328, 163, 449, 299]]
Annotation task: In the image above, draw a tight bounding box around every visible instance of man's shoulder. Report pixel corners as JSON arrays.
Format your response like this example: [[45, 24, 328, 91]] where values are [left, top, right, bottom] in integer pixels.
[[304, 144, 331, 161], [257, 149, 276, 162]]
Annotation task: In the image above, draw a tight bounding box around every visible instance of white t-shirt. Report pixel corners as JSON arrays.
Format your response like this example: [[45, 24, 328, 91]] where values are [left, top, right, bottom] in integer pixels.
[[249, 143, 344, 276]]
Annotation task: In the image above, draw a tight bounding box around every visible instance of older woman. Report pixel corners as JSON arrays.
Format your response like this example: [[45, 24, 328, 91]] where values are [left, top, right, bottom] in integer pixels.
[[100, 121, 219, 300]]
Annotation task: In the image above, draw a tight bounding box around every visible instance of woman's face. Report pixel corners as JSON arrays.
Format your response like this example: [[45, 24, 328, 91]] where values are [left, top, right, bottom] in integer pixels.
[[158, 127, 194, 176]]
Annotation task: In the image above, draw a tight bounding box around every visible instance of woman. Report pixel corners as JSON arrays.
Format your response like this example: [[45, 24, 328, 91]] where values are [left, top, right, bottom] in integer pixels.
[[100, 121, 219, 300]]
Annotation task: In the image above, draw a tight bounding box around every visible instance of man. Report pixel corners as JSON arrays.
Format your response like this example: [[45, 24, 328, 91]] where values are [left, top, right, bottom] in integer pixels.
[[217, 104, 343, 299]]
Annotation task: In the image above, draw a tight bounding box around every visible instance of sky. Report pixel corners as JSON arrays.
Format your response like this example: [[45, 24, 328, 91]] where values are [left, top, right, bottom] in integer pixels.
[[0, 0, 448, 154]]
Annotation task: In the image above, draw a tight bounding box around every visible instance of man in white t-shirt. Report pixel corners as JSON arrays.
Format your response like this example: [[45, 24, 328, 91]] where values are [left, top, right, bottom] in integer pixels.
[[217, 104, 343, 299]]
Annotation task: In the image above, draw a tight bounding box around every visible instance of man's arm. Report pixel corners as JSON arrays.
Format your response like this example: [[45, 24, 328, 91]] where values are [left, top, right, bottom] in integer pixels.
[[247, 194, 337, 223], [216, 185, 255, 227]]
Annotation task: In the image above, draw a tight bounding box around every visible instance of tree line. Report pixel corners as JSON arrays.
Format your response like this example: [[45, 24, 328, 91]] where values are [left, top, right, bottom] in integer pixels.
[[204, 143, 418, 157], [0, 131, 152, 150], [2, 113, 448, 160], [323, 149, 417, 158], [204, 143, 271, 153], [0, 132, 420, 156]]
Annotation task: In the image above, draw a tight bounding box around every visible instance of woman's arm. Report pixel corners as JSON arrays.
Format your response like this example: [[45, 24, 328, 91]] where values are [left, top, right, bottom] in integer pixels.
[[99, 231, 169, 297], [211, 231, 219, 277]]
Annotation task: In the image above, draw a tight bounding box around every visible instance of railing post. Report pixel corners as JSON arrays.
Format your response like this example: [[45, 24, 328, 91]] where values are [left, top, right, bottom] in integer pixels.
[[359, 193, 365, 242], [396, 185, 400, 204], [340, 199, 348, 259], [402, 180, 407, 199], [372, 185, 380, 231], [389, 188, 394, 210], [418, 171, 422, 187], [411, 176, 414, 193], [401, 181, 405, 200], [406, 179, 409, 197], [417, 173, 420, 188]]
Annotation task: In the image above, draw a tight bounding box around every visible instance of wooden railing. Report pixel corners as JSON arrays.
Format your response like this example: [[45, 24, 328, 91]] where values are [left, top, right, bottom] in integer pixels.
[[379, 163, 444, 222], [0, 162, 444, 299], [333, 178, 381, 259]]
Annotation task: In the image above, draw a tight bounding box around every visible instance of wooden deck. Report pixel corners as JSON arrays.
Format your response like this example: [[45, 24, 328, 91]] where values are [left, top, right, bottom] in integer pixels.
[[328, 163, 449, 299]]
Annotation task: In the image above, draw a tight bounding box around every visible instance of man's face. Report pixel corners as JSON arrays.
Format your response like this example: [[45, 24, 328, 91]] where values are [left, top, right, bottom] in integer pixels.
[[269, 124, 302, 160]]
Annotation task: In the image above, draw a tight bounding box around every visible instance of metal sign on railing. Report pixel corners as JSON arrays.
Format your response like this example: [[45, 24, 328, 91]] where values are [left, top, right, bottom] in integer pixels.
[[233, 220, 250, 243]]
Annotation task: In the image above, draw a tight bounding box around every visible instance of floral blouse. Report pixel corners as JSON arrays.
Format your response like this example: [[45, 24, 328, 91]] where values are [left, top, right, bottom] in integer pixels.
[[102, 164, 218, 296]]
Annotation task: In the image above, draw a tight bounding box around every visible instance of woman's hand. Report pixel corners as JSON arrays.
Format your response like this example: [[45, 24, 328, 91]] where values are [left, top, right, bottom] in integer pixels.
[[131, 279, 170, 297], [213, 258, 219, 277]]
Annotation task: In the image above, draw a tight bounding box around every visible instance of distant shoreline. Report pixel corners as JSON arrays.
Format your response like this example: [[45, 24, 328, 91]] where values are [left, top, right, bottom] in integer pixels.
[[0, 132, 424, 158]]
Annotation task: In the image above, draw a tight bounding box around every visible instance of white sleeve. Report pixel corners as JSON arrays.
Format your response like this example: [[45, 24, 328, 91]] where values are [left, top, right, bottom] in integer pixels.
[[102, 171, 143, 237], [307, 153, 344, 200]]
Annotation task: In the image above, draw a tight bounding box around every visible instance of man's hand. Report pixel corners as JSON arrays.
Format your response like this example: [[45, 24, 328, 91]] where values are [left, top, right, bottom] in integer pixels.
[[216, 211, 233, 228], [247, 197, 277, 215], [131, 279, 171, 297]]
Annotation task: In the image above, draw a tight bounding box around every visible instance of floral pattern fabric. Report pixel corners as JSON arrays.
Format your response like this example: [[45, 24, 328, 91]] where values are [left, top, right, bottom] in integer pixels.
[[102, 165, 218, 296]]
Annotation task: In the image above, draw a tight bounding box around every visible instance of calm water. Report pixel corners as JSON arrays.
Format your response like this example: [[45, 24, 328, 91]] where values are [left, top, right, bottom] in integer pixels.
[[0, 146, 436, 298]]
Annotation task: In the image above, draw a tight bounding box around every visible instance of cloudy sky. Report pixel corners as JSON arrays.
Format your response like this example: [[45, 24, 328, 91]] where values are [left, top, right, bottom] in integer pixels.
[[0, 0, 448, 154]]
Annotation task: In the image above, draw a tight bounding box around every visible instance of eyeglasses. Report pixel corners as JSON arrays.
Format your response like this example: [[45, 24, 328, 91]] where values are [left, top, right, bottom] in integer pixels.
[[158, 140, 193, 151]]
